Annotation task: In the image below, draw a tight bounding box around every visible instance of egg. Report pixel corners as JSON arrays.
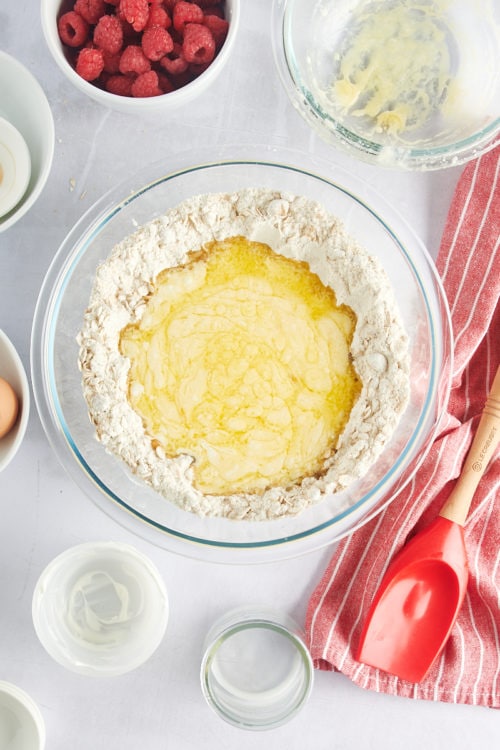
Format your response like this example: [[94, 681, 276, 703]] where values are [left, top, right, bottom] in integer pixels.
[[0, 376, 19, 438]]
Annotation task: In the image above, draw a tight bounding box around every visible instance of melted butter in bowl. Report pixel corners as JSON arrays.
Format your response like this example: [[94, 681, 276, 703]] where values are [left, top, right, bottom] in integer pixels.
[[120, 236, 361, 496], [78, 188, 410, 521]]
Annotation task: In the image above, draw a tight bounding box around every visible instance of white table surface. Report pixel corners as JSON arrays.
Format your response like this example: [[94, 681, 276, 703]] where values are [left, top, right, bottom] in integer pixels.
[[1, 2, 499, 748]]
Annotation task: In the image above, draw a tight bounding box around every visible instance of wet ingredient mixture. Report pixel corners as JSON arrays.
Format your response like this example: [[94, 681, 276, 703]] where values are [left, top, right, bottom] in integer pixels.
[[78, 189, 410, 520], [120, 235, 361, 496]]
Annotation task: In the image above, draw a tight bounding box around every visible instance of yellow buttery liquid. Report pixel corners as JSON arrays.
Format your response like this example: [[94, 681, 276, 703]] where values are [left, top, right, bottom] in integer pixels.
[[120, 236, 360, 495]]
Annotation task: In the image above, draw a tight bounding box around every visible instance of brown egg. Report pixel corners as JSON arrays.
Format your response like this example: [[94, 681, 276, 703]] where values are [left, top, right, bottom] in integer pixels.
[[0, 376, 19, 438]]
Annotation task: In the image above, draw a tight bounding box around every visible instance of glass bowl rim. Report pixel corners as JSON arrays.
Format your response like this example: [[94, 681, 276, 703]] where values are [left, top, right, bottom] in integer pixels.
[[31, 145, 453, 563]]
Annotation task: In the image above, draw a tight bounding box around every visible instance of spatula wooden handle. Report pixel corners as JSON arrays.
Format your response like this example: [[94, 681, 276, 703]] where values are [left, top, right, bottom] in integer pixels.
[[439, 365, 500, 526]]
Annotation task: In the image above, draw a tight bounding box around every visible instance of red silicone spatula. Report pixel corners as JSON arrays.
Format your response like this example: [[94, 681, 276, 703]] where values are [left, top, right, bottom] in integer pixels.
[[356, 365, 500, 683]]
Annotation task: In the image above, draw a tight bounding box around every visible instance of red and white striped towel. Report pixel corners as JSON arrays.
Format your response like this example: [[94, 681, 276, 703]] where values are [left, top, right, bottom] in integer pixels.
[[306, 145, 500, 708]]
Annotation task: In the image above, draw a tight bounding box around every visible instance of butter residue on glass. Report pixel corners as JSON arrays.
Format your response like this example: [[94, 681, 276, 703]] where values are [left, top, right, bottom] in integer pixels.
[[328, 0, 454, 136]]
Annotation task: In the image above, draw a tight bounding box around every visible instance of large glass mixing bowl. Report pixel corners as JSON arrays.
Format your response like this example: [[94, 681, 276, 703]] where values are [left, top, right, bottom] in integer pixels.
[[31, 147, 452, 563]]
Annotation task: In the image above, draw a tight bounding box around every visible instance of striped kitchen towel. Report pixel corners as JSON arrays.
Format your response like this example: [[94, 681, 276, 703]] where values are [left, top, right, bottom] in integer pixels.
[[306, 145, 500, 707]]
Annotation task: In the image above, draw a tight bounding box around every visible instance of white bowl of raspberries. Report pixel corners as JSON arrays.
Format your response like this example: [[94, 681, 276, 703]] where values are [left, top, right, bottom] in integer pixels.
[[41, 0, 239, 112]]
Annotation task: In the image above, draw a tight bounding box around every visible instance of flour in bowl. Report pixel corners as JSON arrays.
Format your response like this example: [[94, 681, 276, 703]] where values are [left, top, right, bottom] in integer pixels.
[[77, 189, 410, 520]]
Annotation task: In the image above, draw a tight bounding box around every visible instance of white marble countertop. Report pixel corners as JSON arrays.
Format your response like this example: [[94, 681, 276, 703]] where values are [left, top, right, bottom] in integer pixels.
[[1, 2, 499, 748]]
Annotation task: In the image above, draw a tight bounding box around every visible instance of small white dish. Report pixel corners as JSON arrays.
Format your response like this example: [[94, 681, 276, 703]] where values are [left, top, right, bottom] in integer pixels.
[[0, 116, 31, 218], [0, 680, 45, 750], [32, 541, 169, 677], [0, 330, 30, 472], [0, 52, 54, 232]]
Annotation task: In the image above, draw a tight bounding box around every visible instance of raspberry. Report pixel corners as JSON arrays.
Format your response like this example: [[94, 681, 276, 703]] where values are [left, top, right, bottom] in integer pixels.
[[57, 11, 89, 48], [159, 43, 188, 74], [101, 49, 122, 73], [93, 15, 124, 54], [182, 23, 215, 64], [141, 25, 174, 60], [173, 1, 203, 33], [119, 0, 150, 32], [74, 0, 107, 25], [58, 0, 228, 99], [76, 47, 105, 81], [203, 14, 228, 48], [146, 5, 171, 29], [131, 70, 163, 96], [119, 44, 151, 74], [105, 74, 133, 95]]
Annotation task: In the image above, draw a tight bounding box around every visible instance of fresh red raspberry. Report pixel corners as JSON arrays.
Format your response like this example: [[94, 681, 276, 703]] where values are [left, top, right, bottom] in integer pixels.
[[74, 0, 107, 25], [119, 44, 151, 74], [146, 5, 171, 29], [105, 74, 133, 95], [119, 0, 150, 32], [182, 22, 215, 64], [101, 49, 122, 73], [131, 70, 163, 97], [203, 14, 228, 48], [141, 25, 173, 60], [159, 43, 188, 74], [76, 47, 105, 81], [57, 11, 89, 48], [173, 1, 203, 33], [93, 15, 124, 54]]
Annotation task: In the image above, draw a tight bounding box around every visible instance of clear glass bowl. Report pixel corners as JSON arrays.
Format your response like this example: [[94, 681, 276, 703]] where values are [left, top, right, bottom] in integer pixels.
[[31, 145, 452, 563], [272, 0, 500, 170]]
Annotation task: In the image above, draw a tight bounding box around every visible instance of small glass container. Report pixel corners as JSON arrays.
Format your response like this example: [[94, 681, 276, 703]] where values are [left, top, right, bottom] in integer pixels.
[[0, 681, 45, 750], [200, 606, 314, 730], [32, 541, 169, 677]]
